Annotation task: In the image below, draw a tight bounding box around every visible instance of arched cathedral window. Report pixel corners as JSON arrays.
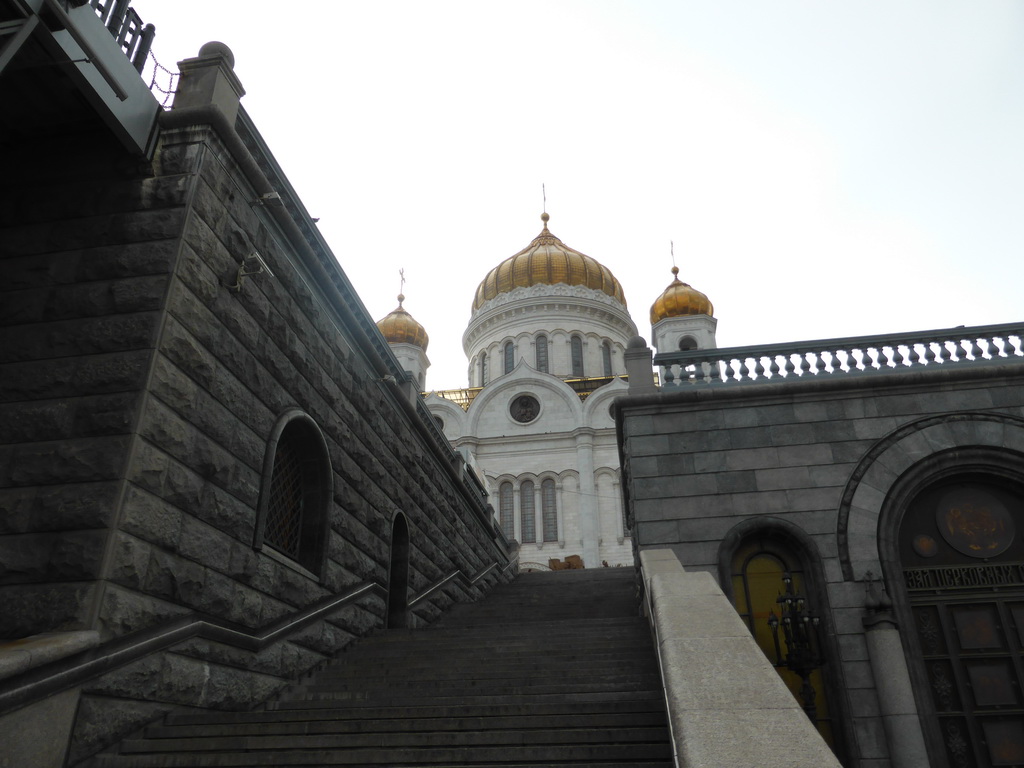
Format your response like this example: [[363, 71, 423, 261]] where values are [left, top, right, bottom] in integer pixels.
[[541, 478, 558, 542], [571, 336, 584, 377], [498, 482, 514, 540], [479, 351, 488, 386], [602, 341, 613, 377], [536, 335, 548, 373], [503, 341, 514, 375], [520, 480, 536, 543]]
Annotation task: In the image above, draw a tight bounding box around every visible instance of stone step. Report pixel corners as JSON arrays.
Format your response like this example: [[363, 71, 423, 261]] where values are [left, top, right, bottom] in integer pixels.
[[312, 662, 660, 681], [280, 689, 665, 708], [145, 710, 667, 739], [121, 725, 671, 754], [91, 569, 671, 767], [96, 741, 674, 766], [166, 698, 668, 725], [290, 676, 662, 698]]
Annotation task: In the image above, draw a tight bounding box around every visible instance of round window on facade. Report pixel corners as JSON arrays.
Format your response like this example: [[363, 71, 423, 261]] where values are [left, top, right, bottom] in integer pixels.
[[510, 394, 540, 423]]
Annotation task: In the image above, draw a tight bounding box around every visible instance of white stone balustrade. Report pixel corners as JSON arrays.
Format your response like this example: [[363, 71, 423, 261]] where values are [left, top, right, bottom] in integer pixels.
[[654, 322, 1024, 387]]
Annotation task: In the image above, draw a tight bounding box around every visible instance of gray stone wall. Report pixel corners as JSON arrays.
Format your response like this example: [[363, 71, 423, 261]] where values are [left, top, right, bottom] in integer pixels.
[[618, 362, 1024, 768], [0, 114, 509, 763], [1, 130, 182, 640]]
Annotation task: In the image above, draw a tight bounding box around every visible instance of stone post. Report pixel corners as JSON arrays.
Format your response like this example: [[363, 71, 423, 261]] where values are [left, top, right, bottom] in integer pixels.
[[862, 576, 930, 768], [172, 41, 246, 125], [624, 336, 657, 394]]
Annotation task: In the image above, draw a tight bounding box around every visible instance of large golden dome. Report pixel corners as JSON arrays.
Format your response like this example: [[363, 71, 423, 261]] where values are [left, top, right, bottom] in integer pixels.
[[377, 294, 429, 350], [650, 267, 713, 324], [472, 213, 626, 311]]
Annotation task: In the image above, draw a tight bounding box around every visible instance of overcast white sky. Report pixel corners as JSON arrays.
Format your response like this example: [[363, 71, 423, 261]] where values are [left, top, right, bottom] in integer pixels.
[[132, 1, 1024, 389]]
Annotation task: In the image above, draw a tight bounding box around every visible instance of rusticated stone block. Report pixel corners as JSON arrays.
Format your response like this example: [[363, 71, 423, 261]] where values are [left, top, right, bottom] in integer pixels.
[[0, 481, 118, 533], [98, 584, 191, 639], [107, 532, 151, 591], [0, 351, 151, 402], [289, 617, 357, 656], [201, 659, 287, 709], [0, 275, 168, 327], [0, 529, 107, 585], [0, 393, 137, 443], [6, 436, 130, 486], [120, 484, 183, 552], [67, 695, 174, 767], [0, 312, 159, 363], [173, 637, 326, 679], [0, 583, 95, 638]]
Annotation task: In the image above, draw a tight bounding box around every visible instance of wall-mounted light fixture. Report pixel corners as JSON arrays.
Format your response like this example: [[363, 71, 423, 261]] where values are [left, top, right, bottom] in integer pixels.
[[252, 191, 283, 208], [227, 250, 275, 293]]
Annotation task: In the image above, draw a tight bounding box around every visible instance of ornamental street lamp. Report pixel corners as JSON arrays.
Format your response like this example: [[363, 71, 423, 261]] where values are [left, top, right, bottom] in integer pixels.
[[767, 571, 823, 721]]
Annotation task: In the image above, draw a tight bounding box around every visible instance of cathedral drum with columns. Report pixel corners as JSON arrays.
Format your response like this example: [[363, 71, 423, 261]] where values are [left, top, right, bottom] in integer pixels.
[[378, 213, 716, 569]]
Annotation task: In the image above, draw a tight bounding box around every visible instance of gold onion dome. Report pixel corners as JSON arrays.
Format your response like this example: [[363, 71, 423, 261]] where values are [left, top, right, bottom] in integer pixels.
[[650, 266, 714, 324], [376, 294, 429, 350], [472, 213, 626, 311]]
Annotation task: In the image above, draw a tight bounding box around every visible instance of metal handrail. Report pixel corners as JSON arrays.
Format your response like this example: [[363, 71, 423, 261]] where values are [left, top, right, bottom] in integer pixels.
[[0, 561, 509, 717]]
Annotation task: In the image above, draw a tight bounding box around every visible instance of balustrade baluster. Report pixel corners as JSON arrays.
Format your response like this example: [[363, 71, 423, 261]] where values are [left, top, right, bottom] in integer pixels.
[[814, 352, 828, 374], [784, 354, 797, 377], [769, 356, 781, 376], [832, 349, 845, 373], [847, 348, 862, 371], [663, 366, 675, 385], [971, 338, 985, 359], [754, 357, 766, 379], [923, 341, 937, 364], [907, 344, 921, 366], [891, 345, 905, 367], [876, 346, 889, 368], [693, 360, 707, 383], [739, 358, 752, 379], [799, 354, 812, 375]]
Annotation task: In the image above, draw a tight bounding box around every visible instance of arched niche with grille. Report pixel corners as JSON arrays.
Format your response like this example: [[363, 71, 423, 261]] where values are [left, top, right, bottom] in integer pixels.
[[718, 521, 847, 762], [254, 410, 333, 577]]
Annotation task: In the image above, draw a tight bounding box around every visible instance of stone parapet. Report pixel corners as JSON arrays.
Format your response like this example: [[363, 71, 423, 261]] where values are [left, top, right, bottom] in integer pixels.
[[640, 549, 841, 768]]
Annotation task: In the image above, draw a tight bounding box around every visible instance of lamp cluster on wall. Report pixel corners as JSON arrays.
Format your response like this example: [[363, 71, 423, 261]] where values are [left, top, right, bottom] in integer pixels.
[[768, 571, 824, 721]]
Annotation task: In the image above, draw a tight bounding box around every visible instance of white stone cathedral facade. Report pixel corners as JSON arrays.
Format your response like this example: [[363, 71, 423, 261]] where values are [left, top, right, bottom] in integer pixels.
[[377, 213, 716, 569]]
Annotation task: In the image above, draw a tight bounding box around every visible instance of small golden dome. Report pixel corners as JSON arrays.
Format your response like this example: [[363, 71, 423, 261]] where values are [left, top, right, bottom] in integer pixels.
[[650, 267, 713, 324], [472, 214, 626, 311], [377, 294, 429, 350]]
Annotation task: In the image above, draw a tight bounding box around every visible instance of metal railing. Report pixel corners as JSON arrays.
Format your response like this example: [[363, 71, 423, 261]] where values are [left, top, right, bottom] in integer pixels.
[[654, 322, 1024, 387], [88, 0, 154, 73]]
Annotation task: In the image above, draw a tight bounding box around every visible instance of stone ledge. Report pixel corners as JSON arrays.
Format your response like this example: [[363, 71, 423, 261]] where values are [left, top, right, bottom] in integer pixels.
[[0, 631, 100, 682], [640, 548, 842, 768]]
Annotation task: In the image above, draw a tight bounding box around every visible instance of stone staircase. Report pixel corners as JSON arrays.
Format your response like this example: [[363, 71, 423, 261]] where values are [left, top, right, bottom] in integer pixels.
[[90, 568, 673, 767]]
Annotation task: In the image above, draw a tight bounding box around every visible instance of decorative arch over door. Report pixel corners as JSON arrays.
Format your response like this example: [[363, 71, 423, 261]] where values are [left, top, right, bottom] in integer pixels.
[[894, 470, 1024, 768]]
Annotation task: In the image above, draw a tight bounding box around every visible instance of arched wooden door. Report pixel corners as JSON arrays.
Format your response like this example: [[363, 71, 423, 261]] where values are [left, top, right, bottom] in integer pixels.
[[900, 474, 1024, 767]]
